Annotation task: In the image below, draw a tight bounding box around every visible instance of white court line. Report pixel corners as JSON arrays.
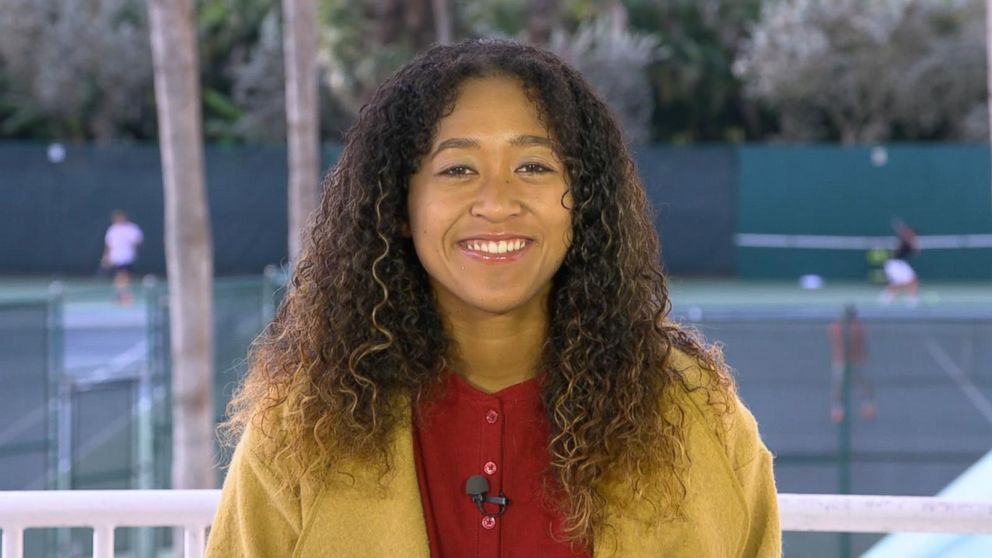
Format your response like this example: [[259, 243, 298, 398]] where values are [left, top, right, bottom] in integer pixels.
[[925, 340, 992, 427]]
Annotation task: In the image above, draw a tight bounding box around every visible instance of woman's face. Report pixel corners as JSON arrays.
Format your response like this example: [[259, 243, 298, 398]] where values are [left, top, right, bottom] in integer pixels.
[[407, 75, 573, 319]]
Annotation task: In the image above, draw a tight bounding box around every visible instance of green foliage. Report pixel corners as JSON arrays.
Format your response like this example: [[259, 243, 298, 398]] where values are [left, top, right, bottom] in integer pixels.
[[317, 0, 419, 130], [0, 0, 980, 144], [458, 0, 527, 36], [196, 0, 280, 143], [0, 0, 765, 143], [204, 88, 244, 122], [737, 0, 987, 142], [624, 0, 766, 142]]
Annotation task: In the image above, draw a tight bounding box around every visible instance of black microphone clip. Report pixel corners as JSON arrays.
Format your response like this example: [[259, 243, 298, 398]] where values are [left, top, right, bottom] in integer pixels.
[[465, 474, 509, 518]]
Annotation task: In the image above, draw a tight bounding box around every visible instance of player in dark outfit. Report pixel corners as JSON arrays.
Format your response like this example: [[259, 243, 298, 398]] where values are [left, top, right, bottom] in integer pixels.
[[880, 220, 920, 306]]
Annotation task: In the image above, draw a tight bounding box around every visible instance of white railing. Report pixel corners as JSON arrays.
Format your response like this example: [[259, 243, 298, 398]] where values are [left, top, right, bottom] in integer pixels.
[[778, 493, 992, 534], [0, 490, 218, 558], [1, 491, 991, 557]]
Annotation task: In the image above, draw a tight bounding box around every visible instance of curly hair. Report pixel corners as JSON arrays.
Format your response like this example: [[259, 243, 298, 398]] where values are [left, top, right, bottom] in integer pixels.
[[224, 38, 735, 549]]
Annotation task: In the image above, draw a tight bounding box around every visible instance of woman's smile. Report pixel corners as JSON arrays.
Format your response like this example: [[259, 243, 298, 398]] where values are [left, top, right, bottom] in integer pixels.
[[456, 235, 534, 263]]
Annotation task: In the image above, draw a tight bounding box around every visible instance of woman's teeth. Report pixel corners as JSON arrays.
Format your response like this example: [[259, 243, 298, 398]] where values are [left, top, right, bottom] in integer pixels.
[[466, 239, 527, 254]]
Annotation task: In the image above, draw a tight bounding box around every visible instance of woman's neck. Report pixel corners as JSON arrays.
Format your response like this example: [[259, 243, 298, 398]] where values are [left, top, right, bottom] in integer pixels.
[[441, 302, 549, 394]]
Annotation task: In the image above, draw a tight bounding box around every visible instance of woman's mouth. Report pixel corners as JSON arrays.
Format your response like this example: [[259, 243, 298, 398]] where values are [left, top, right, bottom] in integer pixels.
[[457, 238, 532, 263]]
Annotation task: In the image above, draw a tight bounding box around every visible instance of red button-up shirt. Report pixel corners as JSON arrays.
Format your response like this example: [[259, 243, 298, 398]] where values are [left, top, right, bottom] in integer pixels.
[[413, 372, 590, 558]]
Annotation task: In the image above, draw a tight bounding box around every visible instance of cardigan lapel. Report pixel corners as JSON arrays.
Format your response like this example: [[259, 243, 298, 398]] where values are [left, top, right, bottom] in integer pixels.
[[294, 417, 431, 557]]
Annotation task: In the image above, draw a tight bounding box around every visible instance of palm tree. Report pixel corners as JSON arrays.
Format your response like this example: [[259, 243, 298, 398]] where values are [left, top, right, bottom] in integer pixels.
[[283, 0, 321, 262], [433, 0, 452, 45], [147, 0, 215, 501]]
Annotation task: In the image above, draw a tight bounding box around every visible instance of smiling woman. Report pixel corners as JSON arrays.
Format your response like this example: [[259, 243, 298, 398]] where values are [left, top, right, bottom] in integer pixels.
[[407, 77, 573, 392], [205, 39, 781, 558]]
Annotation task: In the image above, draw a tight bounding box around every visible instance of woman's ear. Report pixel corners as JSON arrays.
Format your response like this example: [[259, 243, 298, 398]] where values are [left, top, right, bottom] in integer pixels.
[[400, 219, 411, 237]]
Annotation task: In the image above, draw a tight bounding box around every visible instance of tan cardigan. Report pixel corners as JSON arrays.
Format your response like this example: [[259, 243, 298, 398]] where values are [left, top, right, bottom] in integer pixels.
[[205, 350, 781, 557]]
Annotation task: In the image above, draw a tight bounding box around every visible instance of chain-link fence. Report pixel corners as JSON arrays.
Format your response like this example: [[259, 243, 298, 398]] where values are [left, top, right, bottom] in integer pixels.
[[0, 294, 60, 556], [0, 272, 285, 557], [676, 305, 992, 558]]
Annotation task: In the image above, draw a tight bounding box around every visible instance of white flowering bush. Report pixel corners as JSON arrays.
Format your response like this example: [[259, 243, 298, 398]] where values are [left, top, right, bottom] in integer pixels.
[[735, 0, 986, 142]]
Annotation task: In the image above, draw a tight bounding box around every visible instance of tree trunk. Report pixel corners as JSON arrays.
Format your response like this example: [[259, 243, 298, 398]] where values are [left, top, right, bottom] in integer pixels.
[[987, 0, 992, 211], [432, 0, 452, 45], [147, 0, 215, 502], [283, 0, 320, 262]]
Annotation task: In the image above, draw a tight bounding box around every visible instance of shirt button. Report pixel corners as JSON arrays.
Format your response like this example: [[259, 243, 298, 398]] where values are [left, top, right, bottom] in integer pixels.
[[483, 461, 497, 475], [482, 516, 496, 529], [485, 410, 499, 424]]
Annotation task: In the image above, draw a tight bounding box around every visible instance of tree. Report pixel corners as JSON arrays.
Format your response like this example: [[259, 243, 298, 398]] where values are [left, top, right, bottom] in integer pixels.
[[0, 0, 768, 144], [199, 0, 286, 143], [625, 0, 766, 142], [283, 0, 320, 261], [226, 7, 287, 143], [550, 2, 660, 144], [433, 0, 453, 45], [318, 0, 437, 124], [146, 0, 216, 503], [0, 0, 155, 141], [988, 0, 992, 145], [736, 0, 987, 142]]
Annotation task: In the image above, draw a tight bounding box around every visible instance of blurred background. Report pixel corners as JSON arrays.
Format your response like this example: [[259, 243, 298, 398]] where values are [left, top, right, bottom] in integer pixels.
[[1, 0, 991, 557]]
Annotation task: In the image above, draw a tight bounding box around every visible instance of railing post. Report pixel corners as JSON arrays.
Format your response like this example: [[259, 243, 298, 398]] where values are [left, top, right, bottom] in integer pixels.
[[185, 525, 206, 558], [2, 526, 24, 558], [92, 524, 115, 558]]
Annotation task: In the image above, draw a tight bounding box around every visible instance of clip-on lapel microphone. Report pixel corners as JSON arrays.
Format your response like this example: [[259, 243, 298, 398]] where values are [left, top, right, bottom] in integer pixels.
[[465, 474, 509, 517]]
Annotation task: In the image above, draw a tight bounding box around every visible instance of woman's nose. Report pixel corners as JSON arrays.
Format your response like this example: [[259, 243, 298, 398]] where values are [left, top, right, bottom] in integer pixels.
[[470, 172, 521, 221]]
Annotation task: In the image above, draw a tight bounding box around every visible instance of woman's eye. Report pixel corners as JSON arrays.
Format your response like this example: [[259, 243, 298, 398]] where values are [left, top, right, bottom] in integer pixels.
[[439, 165, 474, 177], [518, 163, 552, 174]]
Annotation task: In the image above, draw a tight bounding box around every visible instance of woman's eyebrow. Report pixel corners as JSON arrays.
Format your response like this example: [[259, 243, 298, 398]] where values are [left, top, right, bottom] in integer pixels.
[[430, 134, 553, 160], [431, 137, 480, 159]]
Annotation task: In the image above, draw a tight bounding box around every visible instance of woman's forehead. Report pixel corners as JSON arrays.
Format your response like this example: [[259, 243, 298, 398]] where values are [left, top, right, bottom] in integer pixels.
[[429, 76, 555, 145]]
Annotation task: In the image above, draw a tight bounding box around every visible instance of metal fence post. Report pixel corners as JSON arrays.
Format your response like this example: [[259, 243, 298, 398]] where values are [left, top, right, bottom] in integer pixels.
[[47, 281, 74, 555], [838, 305, 853, 558], [45, 281, 64, 491], [134, 275, 161, 557]]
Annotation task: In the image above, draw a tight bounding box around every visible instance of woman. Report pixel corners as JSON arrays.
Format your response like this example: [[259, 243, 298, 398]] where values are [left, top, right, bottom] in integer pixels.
[[206, 39, 780, 557]]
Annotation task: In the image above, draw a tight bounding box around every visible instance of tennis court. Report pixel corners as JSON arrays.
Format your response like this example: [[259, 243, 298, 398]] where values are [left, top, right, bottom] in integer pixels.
[[1, 275, 990, 556]]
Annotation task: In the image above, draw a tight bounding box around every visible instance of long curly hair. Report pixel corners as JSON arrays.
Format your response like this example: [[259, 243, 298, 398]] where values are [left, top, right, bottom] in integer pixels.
[[224, 38, 734, 549]]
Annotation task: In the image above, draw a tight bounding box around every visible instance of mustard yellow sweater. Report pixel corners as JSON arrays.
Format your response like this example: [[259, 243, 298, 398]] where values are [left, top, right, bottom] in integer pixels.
[[206, 350, 781, 557]]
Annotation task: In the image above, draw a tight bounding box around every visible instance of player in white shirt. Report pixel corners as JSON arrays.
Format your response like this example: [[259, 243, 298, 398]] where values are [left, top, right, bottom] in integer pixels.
[[102, 210, 144, 304]]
